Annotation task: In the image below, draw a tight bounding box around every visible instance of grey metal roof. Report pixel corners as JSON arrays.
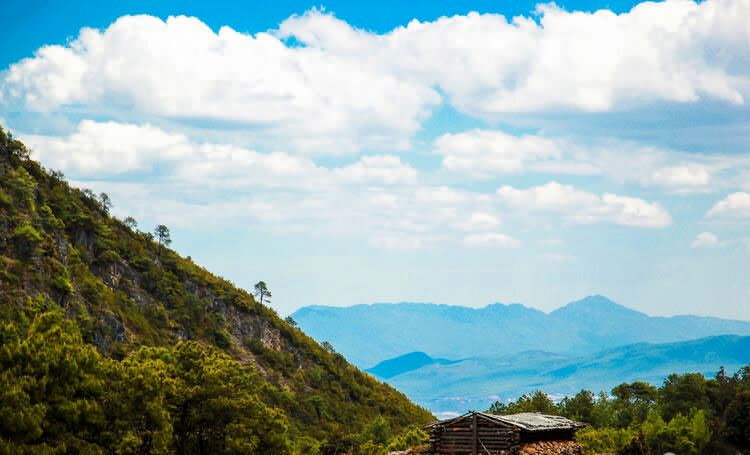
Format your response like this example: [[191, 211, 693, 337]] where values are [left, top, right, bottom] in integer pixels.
[[484, 412, 586, 431], [425, 411, 585, 432]]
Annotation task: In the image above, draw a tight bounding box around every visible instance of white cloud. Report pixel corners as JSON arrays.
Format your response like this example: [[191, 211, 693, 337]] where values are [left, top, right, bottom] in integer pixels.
[[4, 0, 750, 155], [23, 120, 192, 174], [434, 129, 564, 178], [279, 0, 750, 118], [415, 186, 470, 205], [650, 164, 712, 188], [3, 15, 438, 154], [463, 232, 521, 248], [460, 212, 502, 231], [691, 231, 719, 248], [333, 155, 417, 185], [432, 128, 750, 194], [22, 121, 504, 249], [497, 182, 672, 228], [596, 146, 736, 194], [707, 192, 750, 218], [21, 120, 418, 190]]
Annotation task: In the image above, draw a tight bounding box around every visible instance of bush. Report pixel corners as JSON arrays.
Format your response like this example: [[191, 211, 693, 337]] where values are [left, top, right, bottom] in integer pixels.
[[12, 223, 43, 258], [576, 426, 635, 454], [6, 167, 37, 209], [0, 188, 11, 207], [50, 274, 74, 297]]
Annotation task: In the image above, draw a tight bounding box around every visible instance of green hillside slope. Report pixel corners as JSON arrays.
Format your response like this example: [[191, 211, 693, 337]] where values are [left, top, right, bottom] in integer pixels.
[[0, 126, 431, 454]]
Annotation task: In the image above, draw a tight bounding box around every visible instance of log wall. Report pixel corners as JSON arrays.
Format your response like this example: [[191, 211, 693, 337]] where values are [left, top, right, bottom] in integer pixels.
[[428, 416, 521, 455]]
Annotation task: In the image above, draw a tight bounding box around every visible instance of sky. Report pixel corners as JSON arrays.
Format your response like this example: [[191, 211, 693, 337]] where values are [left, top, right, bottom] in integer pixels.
[[1, 0, 749, 319]]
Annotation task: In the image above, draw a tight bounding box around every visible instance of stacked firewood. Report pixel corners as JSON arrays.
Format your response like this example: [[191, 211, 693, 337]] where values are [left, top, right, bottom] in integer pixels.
[[519, 440, 583, 455]]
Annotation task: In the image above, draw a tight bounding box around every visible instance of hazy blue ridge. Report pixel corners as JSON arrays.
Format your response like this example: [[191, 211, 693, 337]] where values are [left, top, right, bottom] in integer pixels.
[[365, 352, 457, 379], [385, 335, 750, 415], [292, 295, 750, 368]]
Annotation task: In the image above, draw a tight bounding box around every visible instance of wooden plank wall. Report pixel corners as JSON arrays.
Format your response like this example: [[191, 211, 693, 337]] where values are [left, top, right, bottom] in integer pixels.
[[428, 416, 521, 455]]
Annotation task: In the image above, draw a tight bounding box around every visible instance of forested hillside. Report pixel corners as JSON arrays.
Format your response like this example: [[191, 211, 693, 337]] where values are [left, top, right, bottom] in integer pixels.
[[0, 126, 432, 454], [487, 365, 750, 454]]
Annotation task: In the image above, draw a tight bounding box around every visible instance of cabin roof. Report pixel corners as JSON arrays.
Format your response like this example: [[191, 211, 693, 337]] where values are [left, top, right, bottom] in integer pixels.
[[486, 412, 585, 431], [425, 411, 585, 432]]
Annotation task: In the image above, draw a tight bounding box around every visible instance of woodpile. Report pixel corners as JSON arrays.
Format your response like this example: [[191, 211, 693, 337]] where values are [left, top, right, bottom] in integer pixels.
[[519, 440, 582, 455]]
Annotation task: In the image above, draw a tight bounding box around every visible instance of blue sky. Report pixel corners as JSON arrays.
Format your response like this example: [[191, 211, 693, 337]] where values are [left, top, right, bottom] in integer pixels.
[[2, 0, 749, 319]]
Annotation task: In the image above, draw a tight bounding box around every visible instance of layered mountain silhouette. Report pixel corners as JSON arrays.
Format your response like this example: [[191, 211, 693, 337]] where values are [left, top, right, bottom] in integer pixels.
[[380, 335, 750, 414], [293, 296, 750, 414], [292, 295, 750, 368]]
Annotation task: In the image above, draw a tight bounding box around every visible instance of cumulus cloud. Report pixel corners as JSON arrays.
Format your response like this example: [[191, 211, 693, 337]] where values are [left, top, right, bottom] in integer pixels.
[[463, 232, 521, 248], [707, 192, 750, 218], [21, 121, 418, 190], [650, 164, 713, 188], [691, 232, 719, 248], [432, 128, 750, 194], [3, 15, 438, 154], [433, 129, 568, 178], [497, 182, 672, 227], [18, 121, 509, 249], [333, 155, 417, 185], [23, 120, 192, 174], [4, 0, 750, 155], [279, 0, 750, 117]]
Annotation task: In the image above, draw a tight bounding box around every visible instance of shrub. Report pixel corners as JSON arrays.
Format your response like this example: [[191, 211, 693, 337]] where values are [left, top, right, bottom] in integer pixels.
[[576, 426, 635, 454], [0, 188, 11, 207], [12, 223, 43, 258]]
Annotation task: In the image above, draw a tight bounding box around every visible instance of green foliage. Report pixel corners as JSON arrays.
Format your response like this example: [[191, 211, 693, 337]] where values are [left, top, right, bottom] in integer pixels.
[[640, 409, 712, 455], [0, 126, 433, 454], [254, 280, 272, 305], [154, 224, 171, 248], [724, 390, 750, 452], [11, 223, 43, 258], [0, 188, 11, 207], [612, 381, 658, 427], [486, 365, 750, 455], [576, 409, 712, 455], [487, 390, 557, 415], [0, 307, 291, 454], [0, 308, 106, 454], [659, 372, 711, 421], [387, 427, 428, 452], [5, 166, 37, 209], [576, 426, 635, 454]]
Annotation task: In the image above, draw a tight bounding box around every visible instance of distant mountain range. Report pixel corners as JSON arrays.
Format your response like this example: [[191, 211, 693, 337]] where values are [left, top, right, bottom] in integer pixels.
[[292, 295, 750, 368], [375, 335, 750, 415], [292, 295, 750, 415]]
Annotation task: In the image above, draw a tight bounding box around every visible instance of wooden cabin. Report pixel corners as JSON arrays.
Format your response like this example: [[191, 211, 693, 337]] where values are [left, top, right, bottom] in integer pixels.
[[424, 411, 586, 455]]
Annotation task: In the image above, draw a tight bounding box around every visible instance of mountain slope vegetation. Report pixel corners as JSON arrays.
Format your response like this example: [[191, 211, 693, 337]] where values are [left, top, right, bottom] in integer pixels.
[[0, 126, 432, 454]]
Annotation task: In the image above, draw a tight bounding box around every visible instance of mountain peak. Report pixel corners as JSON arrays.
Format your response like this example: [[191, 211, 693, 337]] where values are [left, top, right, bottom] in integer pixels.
[[551, 295, 647, 318]]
